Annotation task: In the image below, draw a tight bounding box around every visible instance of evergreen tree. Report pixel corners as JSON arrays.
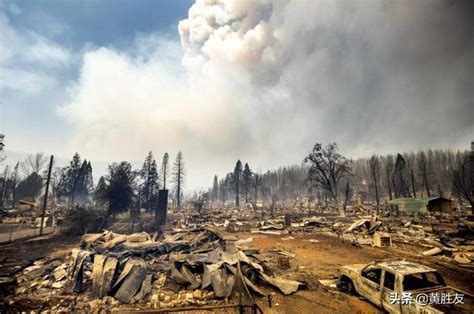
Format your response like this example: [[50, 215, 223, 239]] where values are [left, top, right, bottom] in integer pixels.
[[393, 154, 410, 198], [219, 178, 225, 204], [69, 153, 82, 207], [94, 176, 108, 209], [242, 163, 253, 204], [75, 160, 94, 204], [211, 175, 219, 202], [233, 160, 243, 207], [219, 176, 228, 205], [100, 162, 136, 225], [161, 153, 169, 189], [55, 153, 83, 208], [172, 151, 185, 209], [140, 152, 159, 211], [54, 153, 94, 207]]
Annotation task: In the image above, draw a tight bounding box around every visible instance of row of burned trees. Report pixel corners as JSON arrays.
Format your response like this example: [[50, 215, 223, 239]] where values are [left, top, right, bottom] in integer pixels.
[[208, 143, 474, 211], [0, 151, 187, 218], [355, 150, 472, 207], [0, 154, 73, 209], [341, 146, 473, 210]]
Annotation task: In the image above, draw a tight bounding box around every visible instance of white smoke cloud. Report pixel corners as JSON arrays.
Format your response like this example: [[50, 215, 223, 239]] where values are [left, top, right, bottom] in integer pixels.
[[60, 0, 474, 189], [179, 0, 275, 77], [59, 32, 257, 187]]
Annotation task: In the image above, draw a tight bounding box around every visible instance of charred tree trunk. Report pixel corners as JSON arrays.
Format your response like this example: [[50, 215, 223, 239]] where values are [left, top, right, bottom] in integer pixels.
[[375, 180, 380, 215], [386, 169, 392, 200], [424, 174, 431, 197], [343, 182, 350, 213], [176, 166, 181, 209]]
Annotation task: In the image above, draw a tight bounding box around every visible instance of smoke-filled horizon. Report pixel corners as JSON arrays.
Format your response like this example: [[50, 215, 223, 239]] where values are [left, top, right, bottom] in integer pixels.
[[1, 0, 473, 190]]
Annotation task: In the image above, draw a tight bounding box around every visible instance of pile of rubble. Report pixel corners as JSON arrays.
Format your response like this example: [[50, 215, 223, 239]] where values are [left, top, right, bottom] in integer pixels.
[[6, 228, 305, 312], [318, 214, 474, 267], [249, 211, 474, 268]]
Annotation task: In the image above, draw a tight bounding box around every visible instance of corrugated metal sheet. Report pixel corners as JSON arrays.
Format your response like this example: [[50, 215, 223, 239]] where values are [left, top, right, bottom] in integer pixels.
[[388, 197, 452, 213], [113, 259, 147, 303], [100, 257, 117, 297], [91, 254, 106, 297], [114, 266, 146, 303], [64, 249, 90, 293], [389, 198, 430, 213]]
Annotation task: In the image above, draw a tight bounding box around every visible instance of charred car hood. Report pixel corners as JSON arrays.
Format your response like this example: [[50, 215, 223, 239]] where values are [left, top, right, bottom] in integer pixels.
[[340, 264, 365, 274]]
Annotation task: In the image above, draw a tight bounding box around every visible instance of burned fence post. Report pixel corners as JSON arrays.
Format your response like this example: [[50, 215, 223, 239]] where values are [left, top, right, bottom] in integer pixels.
[[155, 189, 168, 228], [40, 155, 54, 236]]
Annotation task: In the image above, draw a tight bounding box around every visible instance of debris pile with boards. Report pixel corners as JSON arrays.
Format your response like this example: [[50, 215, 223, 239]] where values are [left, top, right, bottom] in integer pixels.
[[5, 228, 305, 312]]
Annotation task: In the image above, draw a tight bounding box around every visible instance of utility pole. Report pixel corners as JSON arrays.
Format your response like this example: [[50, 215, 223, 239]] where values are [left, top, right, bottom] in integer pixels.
[[0, 134, 5, 210], [40, 155, 53, 236]]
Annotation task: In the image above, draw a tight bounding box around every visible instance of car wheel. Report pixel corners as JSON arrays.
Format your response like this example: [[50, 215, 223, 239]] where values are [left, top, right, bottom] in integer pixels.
[[340, 277, 356, 295]]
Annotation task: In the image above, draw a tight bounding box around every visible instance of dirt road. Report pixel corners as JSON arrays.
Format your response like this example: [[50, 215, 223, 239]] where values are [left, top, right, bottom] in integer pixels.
[[231, 231, 474, 314], [0, 233, 79, 277]]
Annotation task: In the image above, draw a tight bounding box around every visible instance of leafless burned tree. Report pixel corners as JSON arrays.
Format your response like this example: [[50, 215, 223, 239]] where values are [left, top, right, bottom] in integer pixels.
[[369, 155, 382, 214], [304, 143, 351, 203]]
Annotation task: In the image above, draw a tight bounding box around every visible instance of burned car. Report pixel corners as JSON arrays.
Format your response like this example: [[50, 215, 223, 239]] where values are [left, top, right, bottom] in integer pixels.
[[339, 260, 473, 313]]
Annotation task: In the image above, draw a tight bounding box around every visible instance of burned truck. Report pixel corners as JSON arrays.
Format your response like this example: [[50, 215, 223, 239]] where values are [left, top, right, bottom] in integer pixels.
[[339, 260, 473, 313]]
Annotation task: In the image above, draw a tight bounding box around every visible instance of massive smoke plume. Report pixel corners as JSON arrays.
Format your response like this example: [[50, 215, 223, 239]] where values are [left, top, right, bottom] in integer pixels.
[[60, 0, 474, 188]]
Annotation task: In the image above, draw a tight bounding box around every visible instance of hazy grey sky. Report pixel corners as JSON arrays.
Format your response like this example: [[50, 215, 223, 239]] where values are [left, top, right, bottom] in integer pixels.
[[1, 0, 473, 190]]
